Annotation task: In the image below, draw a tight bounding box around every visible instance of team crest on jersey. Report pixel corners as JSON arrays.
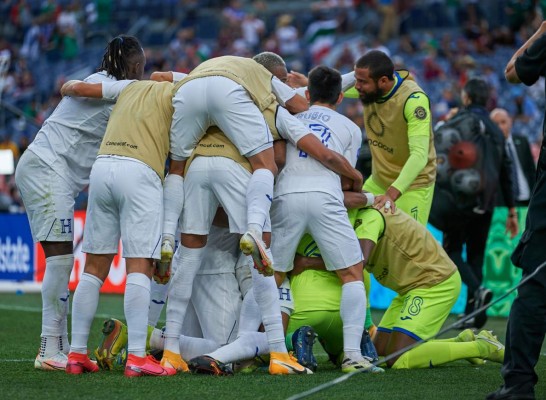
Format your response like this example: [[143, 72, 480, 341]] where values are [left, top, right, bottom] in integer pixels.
[[414, 106, 427, 120], [354, 219, 363, 229], [366, 112, 385, 137]]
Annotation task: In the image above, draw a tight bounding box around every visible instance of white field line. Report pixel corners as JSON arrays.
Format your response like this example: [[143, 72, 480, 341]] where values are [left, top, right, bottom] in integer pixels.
[[0, 303, 125, 320]]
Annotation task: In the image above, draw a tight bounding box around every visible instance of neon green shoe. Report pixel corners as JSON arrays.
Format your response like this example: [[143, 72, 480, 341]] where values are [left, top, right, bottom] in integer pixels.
[[94, 318, 128, 370], [341, 357, 384, 373], [456, 329, 485, 366], [476, 330, 505, 364]]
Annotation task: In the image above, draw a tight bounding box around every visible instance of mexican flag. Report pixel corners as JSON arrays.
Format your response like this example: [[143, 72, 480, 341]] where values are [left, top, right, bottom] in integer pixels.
[[305, 19, 338, 63]]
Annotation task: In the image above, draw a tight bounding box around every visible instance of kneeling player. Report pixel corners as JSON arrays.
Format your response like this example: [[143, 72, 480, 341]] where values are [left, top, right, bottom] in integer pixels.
[[291, 193, 505, 369]]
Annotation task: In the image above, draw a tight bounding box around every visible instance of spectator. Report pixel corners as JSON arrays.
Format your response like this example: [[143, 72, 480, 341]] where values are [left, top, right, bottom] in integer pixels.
[[491, 107, 536, 207], [440, 78, 518, 330]]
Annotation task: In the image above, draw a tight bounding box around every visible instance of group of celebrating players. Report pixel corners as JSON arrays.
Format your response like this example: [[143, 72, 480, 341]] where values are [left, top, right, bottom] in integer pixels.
[[16, 34, 505, 378]]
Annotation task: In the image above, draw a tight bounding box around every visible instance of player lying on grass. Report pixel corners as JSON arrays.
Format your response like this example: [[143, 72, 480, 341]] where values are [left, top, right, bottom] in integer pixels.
[[289, 191, 505, 369]]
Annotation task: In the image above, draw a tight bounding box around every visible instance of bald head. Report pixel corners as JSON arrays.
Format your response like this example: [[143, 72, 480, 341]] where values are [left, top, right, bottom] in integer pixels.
[[490, 108, 512, 139]]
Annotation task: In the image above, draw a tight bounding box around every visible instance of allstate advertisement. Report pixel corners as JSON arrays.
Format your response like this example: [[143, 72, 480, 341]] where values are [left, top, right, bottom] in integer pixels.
[[1, 211, 126, 293], [0, 213, 34, 281]]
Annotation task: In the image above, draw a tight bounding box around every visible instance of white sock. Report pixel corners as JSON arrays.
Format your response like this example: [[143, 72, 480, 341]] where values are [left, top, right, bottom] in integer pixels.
[[163, 174, 184, 239], [179, 336, 220, 360], [209, 332, 269, 364], [250, 267, 286, 353], [238, 290, 262, 335], [164, 245, 205, 353], [125, 273, 151, 357], [40, 254, 73, 356], [70, 272, 103, 354], [148, 278, 170, 327], [149, 327, 165, 350], [341, 281, 366, 361], [246, 169, 274, 236]]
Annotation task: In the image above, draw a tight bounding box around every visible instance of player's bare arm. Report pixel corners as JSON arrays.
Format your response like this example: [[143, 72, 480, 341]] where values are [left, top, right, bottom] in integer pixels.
[[273, 139, 287, 170], [150, 71, 174, 82], [291, 254, 327, 277], [285, 93, 309, 114], [296, 134, 363, 191], [343, 191, 375, 209], [61, 80, 103, 98]]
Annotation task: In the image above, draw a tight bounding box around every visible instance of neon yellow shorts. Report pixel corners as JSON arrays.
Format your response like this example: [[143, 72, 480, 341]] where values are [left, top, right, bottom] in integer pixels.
[[363, 177, 434, 226], [377, 272, 461, 340], [287, 310, 344, 357]]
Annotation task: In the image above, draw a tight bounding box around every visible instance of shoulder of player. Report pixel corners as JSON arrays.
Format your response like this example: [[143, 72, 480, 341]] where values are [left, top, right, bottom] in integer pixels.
[[84, 71, 116, 83]]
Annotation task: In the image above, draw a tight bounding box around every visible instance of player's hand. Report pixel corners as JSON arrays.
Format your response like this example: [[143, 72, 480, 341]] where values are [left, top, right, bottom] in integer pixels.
[[351, 169, 364, 192], [286, 70, 308, 88], [60, 80, 79, 97], [153, 260, 171, 285], [374, 194, 396, 214]]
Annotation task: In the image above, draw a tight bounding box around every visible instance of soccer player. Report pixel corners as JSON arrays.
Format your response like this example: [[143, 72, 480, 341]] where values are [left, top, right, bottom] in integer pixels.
[[60, 73, 189, 377], [290, 192, 506, 369], [345, 50, 436, 224], [14, 35, 145, 371], [270, 65, 381, 373], [161, 53, 363, 375], [160, 54, 319, 281]]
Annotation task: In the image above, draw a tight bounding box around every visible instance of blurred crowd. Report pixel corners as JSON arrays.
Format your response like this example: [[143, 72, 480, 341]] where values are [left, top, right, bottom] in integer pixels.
[[1, 0, 545, 212]]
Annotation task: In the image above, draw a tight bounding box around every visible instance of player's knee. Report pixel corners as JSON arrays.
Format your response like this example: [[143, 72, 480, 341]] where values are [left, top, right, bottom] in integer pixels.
[[41, 241, 73, 258]]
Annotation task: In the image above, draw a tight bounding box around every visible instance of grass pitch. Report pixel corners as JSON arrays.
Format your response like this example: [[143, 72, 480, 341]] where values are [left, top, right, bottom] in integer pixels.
[[1, 293, 545, 400]]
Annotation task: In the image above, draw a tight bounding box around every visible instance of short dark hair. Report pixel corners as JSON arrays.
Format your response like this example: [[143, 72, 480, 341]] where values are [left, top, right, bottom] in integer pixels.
[[463, 78, 490, 107], [99, 35, 143, 80], [307, 65, 342, 105], [355, 50, 394, 81]]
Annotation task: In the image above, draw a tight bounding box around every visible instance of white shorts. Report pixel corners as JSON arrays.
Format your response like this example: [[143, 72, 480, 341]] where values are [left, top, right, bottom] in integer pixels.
[[187, 272, 243, 345], [15, 150, 76, 242], [82, 156, 162, 259], [181, 156, 271, 234], [170, 76, 273, 160], [271, 192, 363, 272]]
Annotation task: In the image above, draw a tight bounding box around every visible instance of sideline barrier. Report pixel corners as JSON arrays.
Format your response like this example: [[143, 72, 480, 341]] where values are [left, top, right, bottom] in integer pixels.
[[0, 211, 126, 294], [0, 207, 526, 316]]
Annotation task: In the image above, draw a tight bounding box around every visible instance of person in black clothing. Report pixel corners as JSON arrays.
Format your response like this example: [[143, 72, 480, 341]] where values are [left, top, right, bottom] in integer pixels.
[[441, 78, 519, 330], [487, 21, 546, 400], [491, 108, 536, 207]]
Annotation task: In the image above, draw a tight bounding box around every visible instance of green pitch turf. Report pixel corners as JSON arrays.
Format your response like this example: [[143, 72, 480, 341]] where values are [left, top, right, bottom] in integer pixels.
[[1, 293, 545, 400]]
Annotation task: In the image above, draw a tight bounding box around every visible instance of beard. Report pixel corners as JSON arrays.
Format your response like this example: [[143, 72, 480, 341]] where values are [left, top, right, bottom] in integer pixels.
[[359, 87, 384, 105]]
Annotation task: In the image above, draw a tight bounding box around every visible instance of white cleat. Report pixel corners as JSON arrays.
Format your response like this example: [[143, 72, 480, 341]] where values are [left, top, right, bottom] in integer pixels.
[[240, 231, 274, 276], [35, 351, 68, 371]]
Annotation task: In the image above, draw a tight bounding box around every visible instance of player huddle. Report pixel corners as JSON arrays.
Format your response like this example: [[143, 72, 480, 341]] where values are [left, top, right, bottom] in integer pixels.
[[16, 35, 506, 378]]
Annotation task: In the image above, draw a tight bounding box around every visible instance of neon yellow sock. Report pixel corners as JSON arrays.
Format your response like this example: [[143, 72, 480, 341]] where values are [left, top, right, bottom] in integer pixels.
[[364, 271, 374, 329], [391, 341, 482, 369]]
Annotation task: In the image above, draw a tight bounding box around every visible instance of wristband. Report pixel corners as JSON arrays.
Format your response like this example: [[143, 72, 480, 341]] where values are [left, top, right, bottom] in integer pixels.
[[363, 192, 375, 207]]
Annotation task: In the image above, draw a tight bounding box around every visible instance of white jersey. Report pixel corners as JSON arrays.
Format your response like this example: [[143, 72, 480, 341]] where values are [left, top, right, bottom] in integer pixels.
[[28, 71, 118, 192], [274, 105, 362, 199]]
